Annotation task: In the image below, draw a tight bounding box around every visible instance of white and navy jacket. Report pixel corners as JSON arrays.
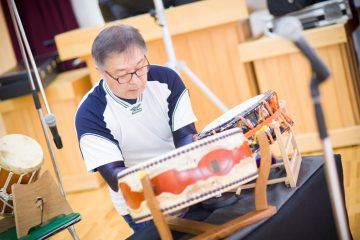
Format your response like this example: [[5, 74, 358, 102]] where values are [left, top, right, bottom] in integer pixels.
[[75, 65, 197, 215]]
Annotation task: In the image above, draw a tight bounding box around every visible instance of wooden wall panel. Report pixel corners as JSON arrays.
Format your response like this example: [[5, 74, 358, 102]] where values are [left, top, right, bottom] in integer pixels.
[[0, 3, 16, 136], [0, 69, 102, 193], [0, 2, 17, 75], [146, 23, 256, 129], [238, 24, 360, 154], [253, 43, 359, 135]]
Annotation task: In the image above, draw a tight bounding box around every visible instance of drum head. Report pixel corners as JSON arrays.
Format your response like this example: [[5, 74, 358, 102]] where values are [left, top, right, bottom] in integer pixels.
[[0, 134, 43, 174], [202, 93, 265, 132]]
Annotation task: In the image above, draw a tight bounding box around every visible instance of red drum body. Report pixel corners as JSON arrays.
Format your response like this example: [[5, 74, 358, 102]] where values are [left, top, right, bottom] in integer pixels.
[[0, 134, 43, 214], [118, 128, 258, 223], [195, 90, 293, 151]]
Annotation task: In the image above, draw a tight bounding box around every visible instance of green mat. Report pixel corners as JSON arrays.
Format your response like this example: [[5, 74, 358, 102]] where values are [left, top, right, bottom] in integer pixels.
[[0, 213, 81, 240]]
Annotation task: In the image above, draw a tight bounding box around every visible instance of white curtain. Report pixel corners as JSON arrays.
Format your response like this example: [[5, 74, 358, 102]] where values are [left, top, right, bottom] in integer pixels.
[[70, 0, 105, 28]]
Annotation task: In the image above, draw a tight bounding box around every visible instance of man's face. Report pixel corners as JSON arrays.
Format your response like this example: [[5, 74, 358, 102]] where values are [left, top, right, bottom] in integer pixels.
[[100, 47, 148, 99]]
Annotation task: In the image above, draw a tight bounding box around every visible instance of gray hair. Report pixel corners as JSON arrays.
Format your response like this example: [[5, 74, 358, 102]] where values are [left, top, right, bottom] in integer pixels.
[[91, 25, 147, 68]]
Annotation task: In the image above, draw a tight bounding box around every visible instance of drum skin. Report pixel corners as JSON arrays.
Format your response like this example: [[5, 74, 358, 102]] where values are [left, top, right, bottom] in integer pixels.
[[0, 134, 43, 213]]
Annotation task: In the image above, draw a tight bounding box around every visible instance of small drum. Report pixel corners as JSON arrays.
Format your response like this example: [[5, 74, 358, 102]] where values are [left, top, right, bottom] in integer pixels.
[[118, 128, 258, 223], [195, 90, 293, 151], [0, 134, 43, 214]]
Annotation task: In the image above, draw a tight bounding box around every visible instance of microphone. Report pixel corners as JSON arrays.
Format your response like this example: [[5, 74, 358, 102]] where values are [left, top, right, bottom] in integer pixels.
[[274, 16, 330, 82], [44, 114, 63, 149]]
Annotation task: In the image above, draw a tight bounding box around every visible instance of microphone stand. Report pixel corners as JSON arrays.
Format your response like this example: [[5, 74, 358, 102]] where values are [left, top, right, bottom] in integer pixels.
[[310, 73, 351, 240], [274, 15, 351, 239], [150, 0, 229, 113], [7, 0, 79, 239]]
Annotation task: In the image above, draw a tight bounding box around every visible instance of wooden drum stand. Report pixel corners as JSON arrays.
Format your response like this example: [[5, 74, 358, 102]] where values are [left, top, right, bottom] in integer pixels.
[[140, 130, 277, 240], [0, 171, 81, 239], [240, 101, 303, 191]]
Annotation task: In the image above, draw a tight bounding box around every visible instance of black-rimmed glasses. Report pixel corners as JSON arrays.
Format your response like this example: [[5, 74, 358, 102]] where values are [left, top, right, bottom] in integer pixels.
[[105, 56, 150, 84]]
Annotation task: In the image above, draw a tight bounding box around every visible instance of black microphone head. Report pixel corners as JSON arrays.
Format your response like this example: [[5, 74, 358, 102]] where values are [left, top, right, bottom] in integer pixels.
[[44, 114, 56, 127], [274, 16, 303, 42], [274, 16, 331, 82]]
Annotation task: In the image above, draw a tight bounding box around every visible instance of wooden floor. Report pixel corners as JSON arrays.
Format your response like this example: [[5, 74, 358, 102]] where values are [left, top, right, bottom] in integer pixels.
[[338, 145, 360, 240], [51, 145, 360, 240]]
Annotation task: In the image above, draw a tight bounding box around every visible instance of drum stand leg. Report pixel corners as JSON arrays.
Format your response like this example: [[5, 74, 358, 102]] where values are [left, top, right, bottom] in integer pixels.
[[274, 101, 302, 187], [140, 131, 276, 240], [141, 174, 174, 240], [268, 101, 302, 187], [270, 119, 302, 188]]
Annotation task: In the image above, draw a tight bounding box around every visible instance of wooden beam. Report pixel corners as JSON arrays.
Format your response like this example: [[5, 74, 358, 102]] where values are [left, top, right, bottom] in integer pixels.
[[254, 131, 272, 210], [167, 216, 216, 235], [191, 207, 276, 240], [141, 174, 173, 240]]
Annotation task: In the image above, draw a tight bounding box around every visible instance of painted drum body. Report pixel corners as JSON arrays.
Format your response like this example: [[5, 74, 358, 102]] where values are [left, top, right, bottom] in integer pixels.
[[118, 128, 258, 222]]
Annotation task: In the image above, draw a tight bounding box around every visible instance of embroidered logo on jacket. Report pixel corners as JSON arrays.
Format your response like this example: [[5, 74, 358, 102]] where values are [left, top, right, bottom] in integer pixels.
[[130, 104, 142, 114]]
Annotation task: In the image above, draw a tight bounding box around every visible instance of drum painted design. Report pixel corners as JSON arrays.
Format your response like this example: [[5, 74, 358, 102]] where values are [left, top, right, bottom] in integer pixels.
[[195, 90, 293, 151], [118, 128, 258, 223], [0, 134, 43, 214]]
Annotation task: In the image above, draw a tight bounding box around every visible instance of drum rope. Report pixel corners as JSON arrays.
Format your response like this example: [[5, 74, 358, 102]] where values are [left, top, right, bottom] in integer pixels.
[[194, 92, 294, 141], [0, 198, 14, 214], [16, 174, 24, 184], [28, 170, 38, 183], [0, 171, 15, 214], [262, 100, 274, 115], [238, 115, 254, 130], [244, 110, 282, 139]]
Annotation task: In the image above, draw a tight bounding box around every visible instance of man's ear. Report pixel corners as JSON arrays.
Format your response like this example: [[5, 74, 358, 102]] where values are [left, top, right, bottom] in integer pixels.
[[95, 65, 106, 81], [95, 65, 104, 77]]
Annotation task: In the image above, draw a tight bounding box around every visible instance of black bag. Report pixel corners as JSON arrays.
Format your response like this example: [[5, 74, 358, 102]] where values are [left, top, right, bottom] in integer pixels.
[[267, 0, 317, 16], [0, 53, 59, 101]]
